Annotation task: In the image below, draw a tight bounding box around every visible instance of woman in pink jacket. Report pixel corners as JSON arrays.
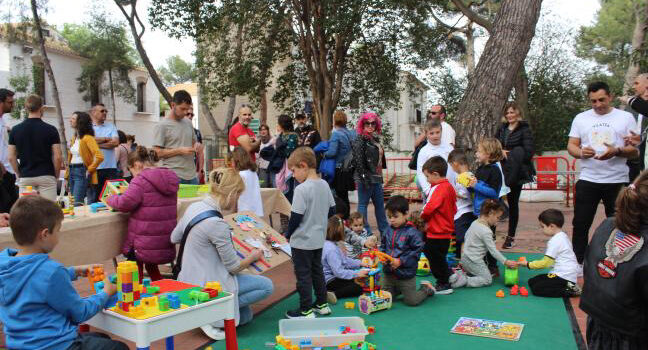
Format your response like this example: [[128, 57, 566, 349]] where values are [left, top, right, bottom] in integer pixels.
[[106, 146, 179, 282]]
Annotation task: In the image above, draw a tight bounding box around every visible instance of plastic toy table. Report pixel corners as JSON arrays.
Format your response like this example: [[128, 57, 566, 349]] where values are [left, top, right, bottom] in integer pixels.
[[85, 280, 238, 350]]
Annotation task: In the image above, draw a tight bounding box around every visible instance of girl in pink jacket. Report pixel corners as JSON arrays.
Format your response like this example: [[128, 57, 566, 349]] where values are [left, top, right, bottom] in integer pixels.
[[106, 146, 179, 282]]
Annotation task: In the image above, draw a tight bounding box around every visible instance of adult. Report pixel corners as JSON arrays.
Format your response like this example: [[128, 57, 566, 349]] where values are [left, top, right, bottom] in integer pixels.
[[260, 115, 298, 193], [325, 110, 356, 219], [567, 81, 638, 267], [0, 88, 17, 212], [115, 130, 132, 182], [414, 105, 455, 149], [172, 168, 273, 340], [8, 95, 62, 201], [620, 73, 648, 176], [153, 90, 198, 184], [65, 112, 104, 205], [294, 113, 321, 149], [228, 105, 260, 160], [352, 112, 388, 235], [90, 103, 119, 202], [186, 105, 205, 183], [256, 124, 275, 188], [579, 172, 648, 349], [495, 102, 535, 249]]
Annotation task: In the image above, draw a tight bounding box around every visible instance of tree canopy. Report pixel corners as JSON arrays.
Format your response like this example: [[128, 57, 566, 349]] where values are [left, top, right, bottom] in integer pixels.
[[157, 55, 196, 85]]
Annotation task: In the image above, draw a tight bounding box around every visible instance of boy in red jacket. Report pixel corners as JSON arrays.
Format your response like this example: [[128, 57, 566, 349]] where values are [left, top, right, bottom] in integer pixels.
[[420, 156, 457, 294]]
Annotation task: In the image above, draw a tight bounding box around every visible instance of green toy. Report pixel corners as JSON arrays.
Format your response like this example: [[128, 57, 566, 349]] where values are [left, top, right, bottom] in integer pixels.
[[504, 267, 519, 286]]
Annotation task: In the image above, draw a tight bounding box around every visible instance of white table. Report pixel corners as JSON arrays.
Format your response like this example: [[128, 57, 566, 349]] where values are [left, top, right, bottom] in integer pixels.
[[85, 293, 239, 350]]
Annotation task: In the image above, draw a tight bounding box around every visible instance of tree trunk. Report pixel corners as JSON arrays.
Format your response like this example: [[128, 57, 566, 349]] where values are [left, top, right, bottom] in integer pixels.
[[114, 0, 172, 104], [225, 95, 236, 133], [454, 0, 542, 154], [199, 101, 224, 136], [259, 88, 268, 125], [514, 67, 530, 118], [108, 69, 117, 125], [623, 0, 648, 93], [31, 0, 68, 162], [464, 22, 476, 76]]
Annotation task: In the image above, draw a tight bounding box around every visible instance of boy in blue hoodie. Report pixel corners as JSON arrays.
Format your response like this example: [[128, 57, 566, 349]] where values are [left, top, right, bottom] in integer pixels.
[[381, 195, 435, 306], [0, 196, 126, 350]]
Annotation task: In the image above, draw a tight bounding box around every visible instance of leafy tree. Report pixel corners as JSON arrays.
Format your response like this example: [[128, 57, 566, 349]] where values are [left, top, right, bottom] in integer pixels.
[[157, 55, 196, 85], [61, 14, 136, 124], [427, 68, 467, 123]]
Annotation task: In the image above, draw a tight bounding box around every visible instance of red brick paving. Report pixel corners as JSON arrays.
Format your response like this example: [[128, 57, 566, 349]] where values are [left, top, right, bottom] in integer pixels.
[[1, 200, 603, 349]]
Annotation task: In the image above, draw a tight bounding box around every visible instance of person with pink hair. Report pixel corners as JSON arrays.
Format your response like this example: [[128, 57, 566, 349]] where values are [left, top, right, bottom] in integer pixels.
[[351, 112, 388, 235]]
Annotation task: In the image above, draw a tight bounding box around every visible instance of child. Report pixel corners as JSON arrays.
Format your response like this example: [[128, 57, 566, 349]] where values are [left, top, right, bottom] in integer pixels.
[[450, 200, 517, 288], [285, 147, 336, 318], [382, 195, 435, 305], [231, 146, 264, 217], [469, 138, 504, 275], [524, 209, 581, 297], [344, 211, 378, 257], [322, 216, 370, 305], [172, 168, 270, 340], [416, 119, 454, 197], [420, 156, 457, 294], [580, 173, 648, 349], [448, 149, 477, 259], [106, 146, 179, 283], [0, 196, 126, 350]]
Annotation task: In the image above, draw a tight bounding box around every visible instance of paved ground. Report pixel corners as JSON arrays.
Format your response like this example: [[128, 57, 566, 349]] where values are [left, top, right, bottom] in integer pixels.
[[1, 199, 602, 349]]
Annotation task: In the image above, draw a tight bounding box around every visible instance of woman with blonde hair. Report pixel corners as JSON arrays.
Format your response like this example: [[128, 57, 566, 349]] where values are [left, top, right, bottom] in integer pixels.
[[171, 167, 273, 340], [325, 110, 356, 219]]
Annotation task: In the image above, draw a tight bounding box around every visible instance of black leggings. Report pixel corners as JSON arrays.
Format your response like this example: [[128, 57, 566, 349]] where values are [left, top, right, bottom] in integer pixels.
[[327, 278, 363, 298], [506, 184, 523, 238], [423, 239, 451, 284]]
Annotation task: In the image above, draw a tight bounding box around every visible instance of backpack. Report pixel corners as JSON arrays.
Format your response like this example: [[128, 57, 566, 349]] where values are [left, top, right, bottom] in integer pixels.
[[172, 209, 223, 279], [408, 142, 425, 170]]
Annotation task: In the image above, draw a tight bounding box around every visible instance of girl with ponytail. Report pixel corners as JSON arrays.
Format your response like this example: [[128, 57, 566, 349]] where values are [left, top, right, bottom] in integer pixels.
[[580, 171, 648, 349], [106, 145, 180, 282]]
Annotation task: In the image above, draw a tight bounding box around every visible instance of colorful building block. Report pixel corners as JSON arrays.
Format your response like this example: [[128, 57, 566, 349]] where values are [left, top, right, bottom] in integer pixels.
[[367, 326, 375, 334], [205, 281, 221, 292], [109, 274, 117, 284], [496, 290, 505, 298], [87, 266, 105, 284], [519, 286, 529, 297], [147, 285, 160, 294], [142, 278, 152, 286], [202, 288, 219, 298], [168, 294, 181, 309], [344, 301, 355, 309]]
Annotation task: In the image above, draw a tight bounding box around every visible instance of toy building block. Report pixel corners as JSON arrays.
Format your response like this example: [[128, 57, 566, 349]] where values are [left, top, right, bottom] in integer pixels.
[[496, 290, 505, 298], [202, 288, 219, 298], [504, 266, 519, 286], [345, 301, 355, 309], [142, 278, 152, 287], [168, 294, 181, 309], [205, 281, 221, 292], [274, 346, 287, 350], [94, 281, 105, 292], [87, 266, 105, 284], [338, 343, 351, 350], [289, 346, 298, 350], [142, 296, 159, 309], [518, 256, 528, 264], [367, 326, 375, 334], [147, 285, 161, 294], [519, 286, 529, 297], [299, 339, 312, 347], [109, 273, 117, 284], [510, 284, 519, 295]]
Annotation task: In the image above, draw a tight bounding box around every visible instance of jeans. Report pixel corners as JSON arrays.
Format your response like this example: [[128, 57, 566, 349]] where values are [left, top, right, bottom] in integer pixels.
[[68, 165, 93, 205], [382, 273, 430, 306], [572, 180, 622, 263], [356, 182, 389, 236], [95, 168, 119, 203], [292, 248, 327, 311], [66, 332, 128, 350], [179, 177, 199, 185], [236, 274, 274, 325], [19, 175, 57, 201]]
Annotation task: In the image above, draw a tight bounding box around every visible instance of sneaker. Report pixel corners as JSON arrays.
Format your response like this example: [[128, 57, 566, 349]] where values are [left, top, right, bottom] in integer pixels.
[[326, 291, 338, 305], [200, 325, 226, 340], [434, 282, 454, 295], [502, 237, 515, 249], [420, 280, 436, 296], [566, 282, 582, 297], [313, 302, 332, 315], [577, 263, 584, 277], [450, 271, 467, 288], [285, 308, 316, 319]]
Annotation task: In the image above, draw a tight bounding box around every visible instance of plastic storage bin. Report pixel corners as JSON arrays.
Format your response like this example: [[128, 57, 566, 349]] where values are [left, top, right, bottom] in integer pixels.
[[177, 184, 210, 198], [279, 316, 368, 348]]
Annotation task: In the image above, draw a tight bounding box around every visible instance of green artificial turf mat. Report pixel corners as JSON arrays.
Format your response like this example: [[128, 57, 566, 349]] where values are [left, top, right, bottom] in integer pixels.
[[204, 253, 578, 350]]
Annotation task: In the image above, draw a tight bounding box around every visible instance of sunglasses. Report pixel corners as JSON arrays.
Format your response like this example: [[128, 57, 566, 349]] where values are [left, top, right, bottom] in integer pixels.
[[101, 110, 108, 113], [186, 113, 194, 116], [365, 121, 377, 126]]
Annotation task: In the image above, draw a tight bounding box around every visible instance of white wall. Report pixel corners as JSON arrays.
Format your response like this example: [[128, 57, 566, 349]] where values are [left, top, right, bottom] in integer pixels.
[[0, 41, 160, 147]]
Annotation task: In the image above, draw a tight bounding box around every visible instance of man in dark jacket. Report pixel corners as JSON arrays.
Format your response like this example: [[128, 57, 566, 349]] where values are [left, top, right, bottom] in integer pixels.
[[294, 113, 321, 149], [621, 73, 648, 178]]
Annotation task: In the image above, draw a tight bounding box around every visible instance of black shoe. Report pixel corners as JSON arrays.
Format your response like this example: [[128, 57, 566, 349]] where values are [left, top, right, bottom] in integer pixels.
[[285, 308, 315, 319], [434, 282, 454, 295], [502, 236, 515, 249]]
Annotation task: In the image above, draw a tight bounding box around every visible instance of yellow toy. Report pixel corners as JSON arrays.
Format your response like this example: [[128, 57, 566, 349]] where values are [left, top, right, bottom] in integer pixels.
[[417, 254, 430, 276], [457, 171, 476, 187], [344, 301, 355, 309], [205, 281, 222, 293]]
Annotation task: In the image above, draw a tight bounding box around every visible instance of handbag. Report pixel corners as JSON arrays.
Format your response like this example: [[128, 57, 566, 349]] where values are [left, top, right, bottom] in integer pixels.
[[172, 209, 222, 279], [408, 142, 425, 170]]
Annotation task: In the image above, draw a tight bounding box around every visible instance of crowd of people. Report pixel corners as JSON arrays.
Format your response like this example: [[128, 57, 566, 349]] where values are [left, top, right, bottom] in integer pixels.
[[0, 73, 648, 350]]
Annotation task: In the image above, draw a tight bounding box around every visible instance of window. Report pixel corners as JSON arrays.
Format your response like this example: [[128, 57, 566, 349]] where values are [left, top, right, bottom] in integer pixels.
[[136, 82, 145, 112]]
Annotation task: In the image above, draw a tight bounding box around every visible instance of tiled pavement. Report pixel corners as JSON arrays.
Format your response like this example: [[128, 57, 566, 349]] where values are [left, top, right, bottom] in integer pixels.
[[1, 200, 602, 349]]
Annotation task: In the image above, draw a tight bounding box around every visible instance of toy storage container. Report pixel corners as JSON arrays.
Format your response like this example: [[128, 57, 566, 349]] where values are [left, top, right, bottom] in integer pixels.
[[279, 316, 368, 347]]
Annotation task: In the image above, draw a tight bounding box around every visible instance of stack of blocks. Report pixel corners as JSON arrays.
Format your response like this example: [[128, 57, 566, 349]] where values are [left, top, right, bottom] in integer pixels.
[[114, 261, 145, 317], [274, 335, 299, 350]]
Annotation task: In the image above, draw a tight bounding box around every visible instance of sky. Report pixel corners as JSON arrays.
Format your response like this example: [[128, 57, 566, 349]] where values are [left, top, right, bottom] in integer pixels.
[[41, 0, 601, 69]]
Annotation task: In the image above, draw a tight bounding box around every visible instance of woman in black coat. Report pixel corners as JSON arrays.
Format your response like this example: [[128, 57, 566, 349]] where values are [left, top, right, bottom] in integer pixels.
[[496, 102, 535, 249]]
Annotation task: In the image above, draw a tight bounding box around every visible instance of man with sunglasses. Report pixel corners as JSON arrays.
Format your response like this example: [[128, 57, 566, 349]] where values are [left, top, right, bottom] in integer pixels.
[[91, 102, 119, 202], [414, 105, 455, 149]]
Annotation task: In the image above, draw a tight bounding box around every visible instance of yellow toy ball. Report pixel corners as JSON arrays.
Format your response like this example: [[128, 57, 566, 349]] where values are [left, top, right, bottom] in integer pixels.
[[457, 172, 475, 187]]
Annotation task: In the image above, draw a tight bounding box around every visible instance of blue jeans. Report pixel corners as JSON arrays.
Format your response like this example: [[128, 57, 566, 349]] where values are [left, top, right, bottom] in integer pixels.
[[69, 165, 93, 205], [356, 182, 389, 235], [236, 274, 274, 325], [179, 177, 199, 185]]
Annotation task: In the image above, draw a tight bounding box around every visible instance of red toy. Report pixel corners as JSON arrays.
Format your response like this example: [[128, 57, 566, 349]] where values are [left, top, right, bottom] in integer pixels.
[[519, 286, 529, 297], [510, 284, 519, 295], [368, 326, 375, 334]]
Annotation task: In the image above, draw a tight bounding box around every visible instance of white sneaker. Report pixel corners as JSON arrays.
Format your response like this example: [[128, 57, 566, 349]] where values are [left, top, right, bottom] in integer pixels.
[[201, 325, 226, 340], [577, 263, 584, 277], [327, 291, 338, 305]]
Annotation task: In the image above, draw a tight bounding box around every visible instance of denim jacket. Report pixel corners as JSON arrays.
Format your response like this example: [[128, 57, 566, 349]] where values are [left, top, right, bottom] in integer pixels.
[[325, 127, 356, 167]]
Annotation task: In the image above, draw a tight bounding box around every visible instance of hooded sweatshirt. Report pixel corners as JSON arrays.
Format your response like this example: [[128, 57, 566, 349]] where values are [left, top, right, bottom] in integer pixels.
[[0, 249, 108, 350], [107, 167, 179, 264]]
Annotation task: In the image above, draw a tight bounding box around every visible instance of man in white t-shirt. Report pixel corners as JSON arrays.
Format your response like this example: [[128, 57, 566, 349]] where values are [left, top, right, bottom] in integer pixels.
[[414, 104, 455, 149], [0, 88, 17, 213], [567, 81, 639, 265]]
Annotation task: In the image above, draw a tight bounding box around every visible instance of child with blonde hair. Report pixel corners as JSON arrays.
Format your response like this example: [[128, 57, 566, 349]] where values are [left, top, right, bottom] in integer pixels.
[[172, 167, 272, 340], [231, 146, 264, 217]]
